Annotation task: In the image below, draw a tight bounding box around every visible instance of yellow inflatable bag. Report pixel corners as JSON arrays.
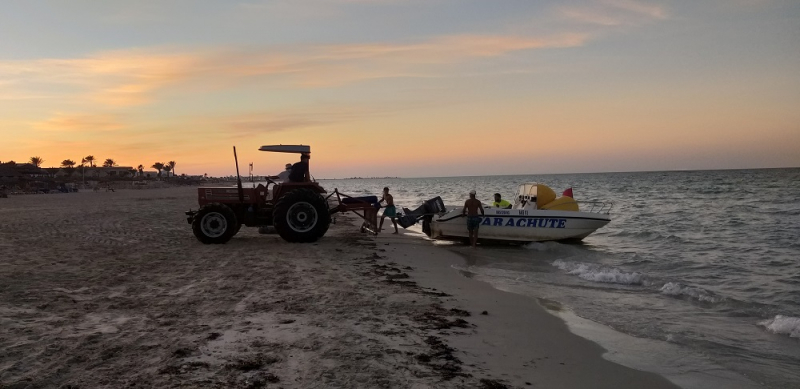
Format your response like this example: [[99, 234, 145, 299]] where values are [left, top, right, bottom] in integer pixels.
[[535, 184, 556, 208], [541, 196, 579, 211]]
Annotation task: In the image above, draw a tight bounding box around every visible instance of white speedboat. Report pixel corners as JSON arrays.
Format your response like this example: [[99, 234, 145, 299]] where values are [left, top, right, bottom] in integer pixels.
[[426, 183, 611, 243]]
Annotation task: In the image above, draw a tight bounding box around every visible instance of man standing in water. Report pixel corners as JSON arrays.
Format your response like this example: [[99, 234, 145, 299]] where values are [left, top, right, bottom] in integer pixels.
[[463, 190, 484, 248], [378, 187, 399, 234]]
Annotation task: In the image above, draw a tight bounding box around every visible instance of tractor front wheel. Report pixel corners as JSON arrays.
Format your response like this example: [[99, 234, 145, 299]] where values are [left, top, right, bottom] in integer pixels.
[[192, 203, 238, 244], [273, 189, 331, 243]]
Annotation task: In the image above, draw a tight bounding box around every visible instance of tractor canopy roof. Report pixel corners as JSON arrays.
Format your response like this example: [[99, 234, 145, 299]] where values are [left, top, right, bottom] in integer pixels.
[[259, 145, 310, 154]]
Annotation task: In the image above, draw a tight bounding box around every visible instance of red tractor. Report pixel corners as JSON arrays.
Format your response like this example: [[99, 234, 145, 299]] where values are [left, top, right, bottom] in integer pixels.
[[186, 145, 379, 244]]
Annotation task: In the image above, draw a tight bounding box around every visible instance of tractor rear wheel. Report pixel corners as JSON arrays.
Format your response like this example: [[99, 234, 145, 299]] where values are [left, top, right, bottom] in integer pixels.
[[192, 203, 238, 244], [273, 189, 331, 243]]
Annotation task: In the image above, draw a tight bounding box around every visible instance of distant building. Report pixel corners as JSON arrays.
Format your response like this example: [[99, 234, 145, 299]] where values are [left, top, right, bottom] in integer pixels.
[[0, 163, 52, 189], [51, 166, 136, 179], [0, 164, 22, 184], [14, 163, 50, 177]]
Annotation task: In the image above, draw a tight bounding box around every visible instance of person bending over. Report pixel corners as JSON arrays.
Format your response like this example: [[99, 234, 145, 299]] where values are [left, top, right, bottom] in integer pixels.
[[378, 186, 399, 234]]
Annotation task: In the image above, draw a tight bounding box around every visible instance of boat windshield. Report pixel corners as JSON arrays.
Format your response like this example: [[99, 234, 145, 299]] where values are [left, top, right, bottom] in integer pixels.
[[515, 183, 539, 209]]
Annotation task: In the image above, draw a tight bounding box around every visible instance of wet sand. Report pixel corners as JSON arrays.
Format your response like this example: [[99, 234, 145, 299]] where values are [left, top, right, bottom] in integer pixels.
[[371, 234, 681, 388], [0, 187, 677, 388]]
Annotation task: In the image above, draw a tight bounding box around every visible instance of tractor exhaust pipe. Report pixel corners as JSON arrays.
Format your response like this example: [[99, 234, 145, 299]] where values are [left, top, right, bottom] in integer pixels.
[[233, 146, 244, 203]]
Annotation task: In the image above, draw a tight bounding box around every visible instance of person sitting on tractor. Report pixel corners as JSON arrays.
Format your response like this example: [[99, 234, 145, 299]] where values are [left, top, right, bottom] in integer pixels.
[[288, 153, 310, 182], [276, 163, 292, 181]]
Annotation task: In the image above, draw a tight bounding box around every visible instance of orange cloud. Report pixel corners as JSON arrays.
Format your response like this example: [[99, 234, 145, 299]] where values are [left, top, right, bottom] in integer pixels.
[[0, 31, 590, 109], [603, 0, 667, 19], [314, 33, 588, 63], [0, 50, 199, 107], [0, 30, 594, 172], [560, 0, 667, 26], [32, 113, 126, 132]]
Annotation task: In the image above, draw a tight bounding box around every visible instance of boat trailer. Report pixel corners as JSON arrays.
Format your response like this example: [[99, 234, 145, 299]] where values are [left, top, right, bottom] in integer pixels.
[[326, 189, 383, 235]]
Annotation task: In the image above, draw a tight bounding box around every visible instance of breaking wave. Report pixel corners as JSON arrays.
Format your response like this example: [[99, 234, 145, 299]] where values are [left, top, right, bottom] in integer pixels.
[[659, 282, 725, 303], [758, 315, 800, 338], [552, 260, 646, 285], [523, 241, 580, 255]]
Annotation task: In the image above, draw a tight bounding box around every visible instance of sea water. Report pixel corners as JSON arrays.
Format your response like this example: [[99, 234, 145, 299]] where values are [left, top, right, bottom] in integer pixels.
[[319, 168, 800, 388]]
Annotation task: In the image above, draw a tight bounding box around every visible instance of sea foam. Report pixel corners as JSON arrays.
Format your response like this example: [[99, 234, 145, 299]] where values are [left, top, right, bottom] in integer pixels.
[[659, 282, 724, 303], [552, 260, 645, 285], [524, 241, 573, 253], [758, 315, 800, 338]]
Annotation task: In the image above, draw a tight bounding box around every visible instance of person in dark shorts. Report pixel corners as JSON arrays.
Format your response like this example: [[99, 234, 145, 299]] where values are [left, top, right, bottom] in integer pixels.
[[462, 189, 484, 248], [288, 153, 310, 182], [378, 187, 398, 234]]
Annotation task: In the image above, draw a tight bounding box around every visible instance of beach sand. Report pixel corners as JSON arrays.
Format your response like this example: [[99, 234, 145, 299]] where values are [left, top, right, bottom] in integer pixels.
[[0, 187, 677, 388]]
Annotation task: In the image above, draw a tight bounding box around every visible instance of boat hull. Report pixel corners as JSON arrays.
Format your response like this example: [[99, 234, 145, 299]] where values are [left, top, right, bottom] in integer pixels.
[[431, 208, 610, 243]]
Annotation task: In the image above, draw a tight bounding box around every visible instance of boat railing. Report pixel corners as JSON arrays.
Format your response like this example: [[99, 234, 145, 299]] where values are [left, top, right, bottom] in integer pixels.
[[578, 200, 613, 214]]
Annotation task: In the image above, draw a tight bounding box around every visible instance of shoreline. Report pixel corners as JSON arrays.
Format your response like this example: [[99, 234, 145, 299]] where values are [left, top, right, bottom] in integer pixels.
[[370, 232, 680, 388], [372, 230, 762, 389]]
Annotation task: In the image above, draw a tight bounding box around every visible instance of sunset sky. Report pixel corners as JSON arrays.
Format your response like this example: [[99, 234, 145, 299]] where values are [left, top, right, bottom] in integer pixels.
[[1, 0, 798, 178]]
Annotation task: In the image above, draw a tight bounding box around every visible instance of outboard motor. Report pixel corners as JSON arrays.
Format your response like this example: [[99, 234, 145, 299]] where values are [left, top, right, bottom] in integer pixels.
[[397, 196, 446, 235]]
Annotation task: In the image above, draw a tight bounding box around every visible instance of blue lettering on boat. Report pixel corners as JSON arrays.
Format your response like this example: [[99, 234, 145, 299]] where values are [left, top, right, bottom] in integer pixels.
[[479, 217, 568, 229]]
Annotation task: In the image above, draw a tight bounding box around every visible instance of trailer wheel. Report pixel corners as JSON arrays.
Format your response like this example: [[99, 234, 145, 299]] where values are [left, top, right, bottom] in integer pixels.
[[273, 189, 331, 243], [192, 203, 238, 244]]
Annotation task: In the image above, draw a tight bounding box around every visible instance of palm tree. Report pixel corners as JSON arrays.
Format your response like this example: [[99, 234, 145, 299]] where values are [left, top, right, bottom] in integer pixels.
[[61, 159, 77, 177], [84, 155, 95, 167], [163, 165, 172, 179], [29, 156, 44, 167], [167, 161, 176, 177], [152, 162, 164, 178], [103, 158, 116, 168], [80, 158, 87, 184], [137, 164, 144, 177]]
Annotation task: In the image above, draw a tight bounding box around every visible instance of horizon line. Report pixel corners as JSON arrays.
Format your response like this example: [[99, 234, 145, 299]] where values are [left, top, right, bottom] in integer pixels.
[[316, 166, 800, 180]]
